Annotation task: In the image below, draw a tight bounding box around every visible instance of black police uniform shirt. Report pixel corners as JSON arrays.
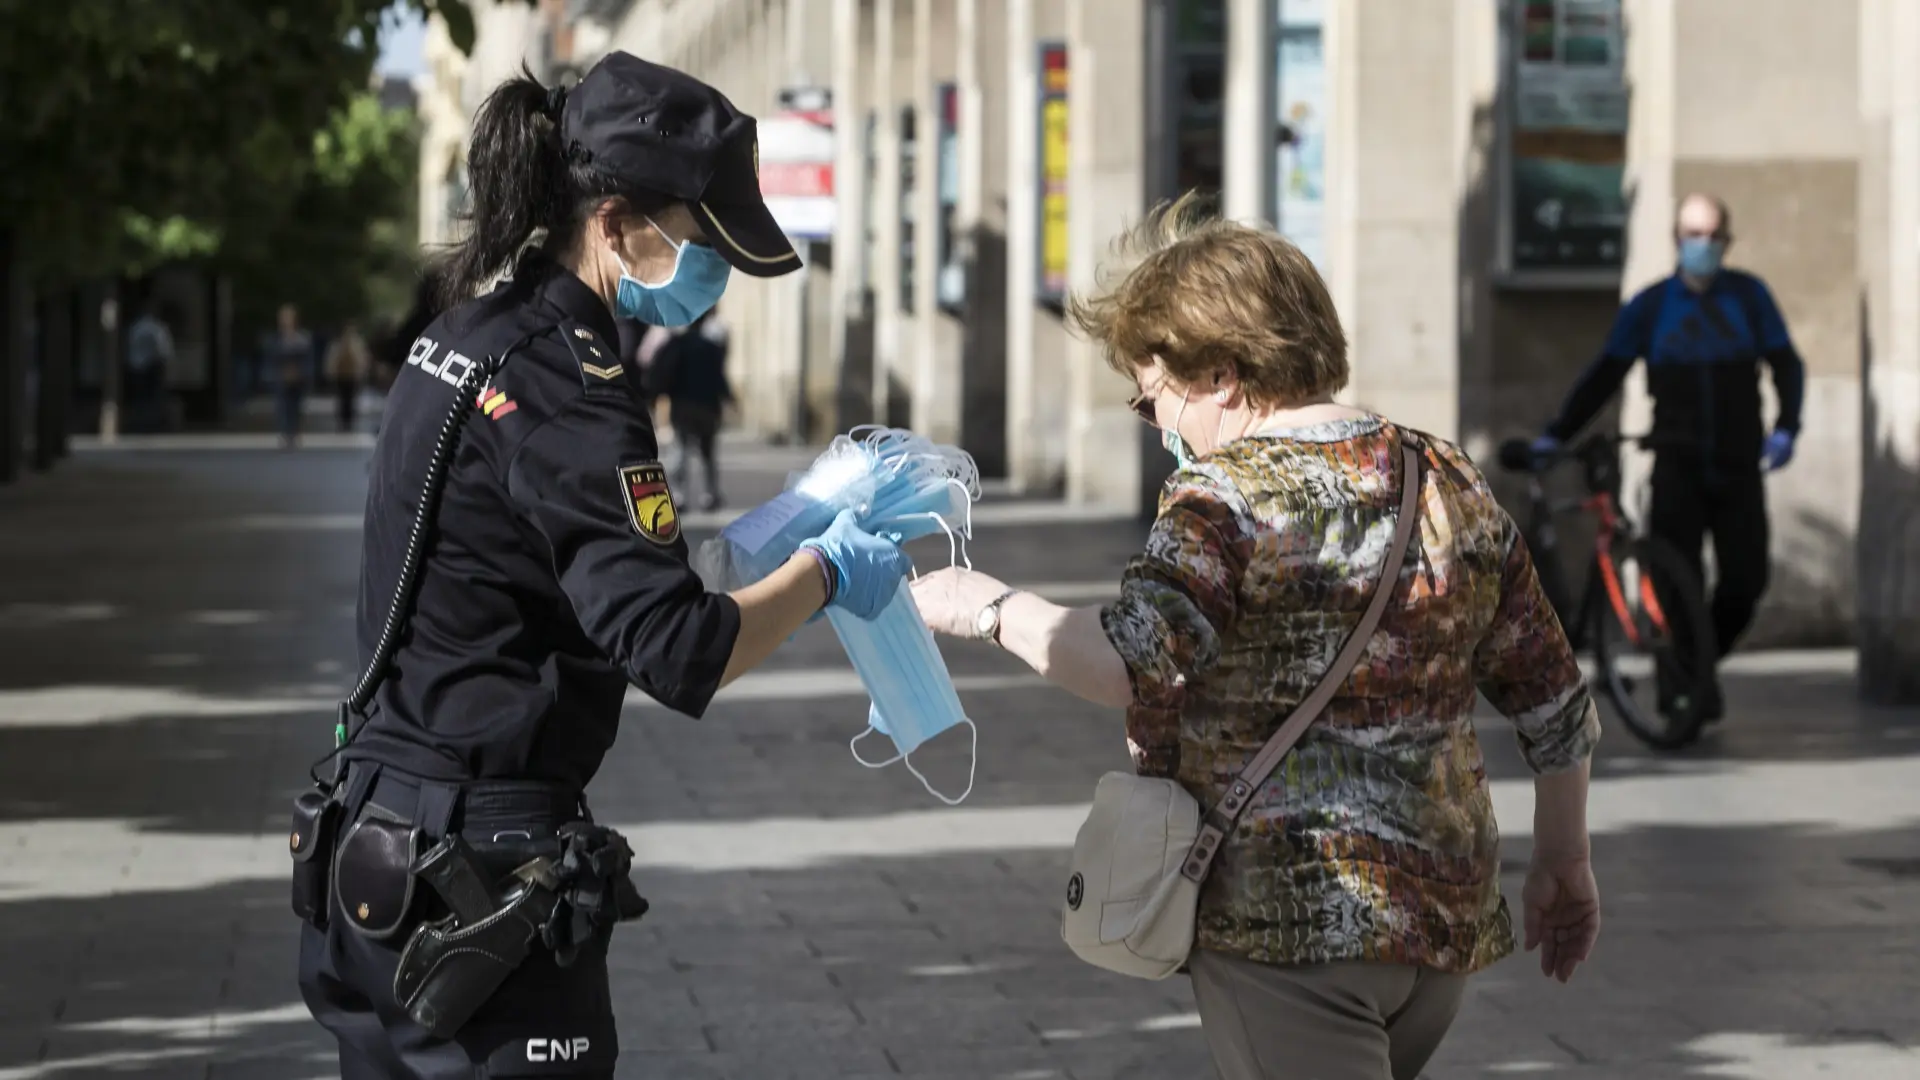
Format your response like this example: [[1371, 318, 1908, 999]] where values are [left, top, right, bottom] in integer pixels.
[[344, 253, 741, 787]]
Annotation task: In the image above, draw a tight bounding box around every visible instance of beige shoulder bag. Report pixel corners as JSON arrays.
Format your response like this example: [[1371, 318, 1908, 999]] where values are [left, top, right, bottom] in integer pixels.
[[1061, 439, 1424, 979]]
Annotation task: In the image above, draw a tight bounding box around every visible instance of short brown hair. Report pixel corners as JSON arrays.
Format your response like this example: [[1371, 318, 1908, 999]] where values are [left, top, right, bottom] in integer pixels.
[[1064, 191, 1348, 406]]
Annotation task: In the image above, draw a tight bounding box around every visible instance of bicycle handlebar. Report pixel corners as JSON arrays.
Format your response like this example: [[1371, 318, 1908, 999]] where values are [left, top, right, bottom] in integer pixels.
[[1495, 431, 1695, 475]]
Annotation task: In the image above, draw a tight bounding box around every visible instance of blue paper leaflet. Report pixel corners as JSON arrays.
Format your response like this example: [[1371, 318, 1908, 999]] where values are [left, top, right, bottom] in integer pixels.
[[693, 427, 982, 804]]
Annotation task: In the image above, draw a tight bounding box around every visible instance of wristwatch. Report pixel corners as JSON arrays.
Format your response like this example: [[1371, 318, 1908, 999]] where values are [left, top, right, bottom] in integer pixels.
[[974, 589, 1021, 644]]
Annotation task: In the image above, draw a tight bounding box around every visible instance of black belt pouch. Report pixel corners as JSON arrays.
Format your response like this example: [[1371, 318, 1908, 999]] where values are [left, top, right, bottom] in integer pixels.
[[290, 788, 341, 928], [332, 803, 424, 942]]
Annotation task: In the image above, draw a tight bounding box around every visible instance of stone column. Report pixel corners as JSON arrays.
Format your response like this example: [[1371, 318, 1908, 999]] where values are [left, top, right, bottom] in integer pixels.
[[1063, 0, 1146, 508], [1858, 0, 1920, 699], [1222, 0, 1274, 224], [1320, 0, 1462, 441], [869, 0, 909, 426], [1002, 0, 1044, 491], [909, 0, 962, 444], [829, 0, 875, 429], [954, 0, 1011, 474]]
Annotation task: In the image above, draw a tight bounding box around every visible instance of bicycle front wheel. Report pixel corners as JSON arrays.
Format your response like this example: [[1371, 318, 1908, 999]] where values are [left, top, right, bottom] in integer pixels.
[[1588, 536, 1718, 750]]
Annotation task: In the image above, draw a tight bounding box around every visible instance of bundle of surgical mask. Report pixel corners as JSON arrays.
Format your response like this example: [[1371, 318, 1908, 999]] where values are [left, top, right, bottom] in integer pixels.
[[694, 426, 983, 804]]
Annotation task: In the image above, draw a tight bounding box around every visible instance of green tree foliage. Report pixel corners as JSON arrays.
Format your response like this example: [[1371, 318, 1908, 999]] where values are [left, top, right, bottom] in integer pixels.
[[0, 0, 514, 287], [223, 92, 423, 334]]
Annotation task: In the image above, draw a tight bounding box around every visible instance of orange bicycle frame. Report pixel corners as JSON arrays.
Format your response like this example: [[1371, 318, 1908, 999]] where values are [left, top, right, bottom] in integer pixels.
[[1585, 491, 1670, 647]]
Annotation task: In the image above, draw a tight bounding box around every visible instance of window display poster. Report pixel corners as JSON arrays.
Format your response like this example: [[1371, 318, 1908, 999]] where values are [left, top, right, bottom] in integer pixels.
[[1509, 0, 1628, 273], [1273, 0, 1326, 271], [1038, 42, 1069, 305]]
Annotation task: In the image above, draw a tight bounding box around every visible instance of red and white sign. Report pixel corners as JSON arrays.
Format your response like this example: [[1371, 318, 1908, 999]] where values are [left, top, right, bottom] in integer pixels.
[[757, 105, 836, 241]]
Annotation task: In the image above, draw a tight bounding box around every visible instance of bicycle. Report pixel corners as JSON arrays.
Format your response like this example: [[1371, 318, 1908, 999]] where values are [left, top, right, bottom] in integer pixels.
[[1496, 432, 1719, 750]]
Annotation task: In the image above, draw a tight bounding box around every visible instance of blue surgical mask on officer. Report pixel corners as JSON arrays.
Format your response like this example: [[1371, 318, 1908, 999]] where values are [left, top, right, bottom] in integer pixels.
[[1678, 236, 1725, 279], [611, 218, 732, 327]]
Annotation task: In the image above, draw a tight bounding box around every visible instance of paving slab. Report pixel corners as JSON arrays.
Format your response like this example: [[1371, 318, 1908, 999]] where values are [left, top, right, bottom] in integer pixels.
[[1, 443, 1917, 1078]]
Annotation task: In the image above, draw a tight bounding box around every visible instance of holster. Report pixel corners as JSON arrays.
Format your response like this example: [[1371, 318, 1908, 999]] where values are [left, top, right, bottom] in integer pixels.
[[395, 838, 561, 1040], [393, 825, 650, 1040]]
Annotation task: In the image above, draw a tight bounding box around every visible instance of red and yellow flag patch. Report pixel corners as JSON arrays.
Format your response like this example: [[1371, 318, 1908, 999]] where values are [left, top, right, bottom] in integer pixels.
[[618, 462, 680, 545], [477, 387, 518, 420]]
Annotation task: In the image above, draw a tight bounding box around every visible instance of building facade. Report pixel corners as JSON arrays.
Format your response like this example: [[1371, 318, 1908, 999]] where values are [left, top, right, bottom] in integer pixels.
[[416, 0, 1920, 687]]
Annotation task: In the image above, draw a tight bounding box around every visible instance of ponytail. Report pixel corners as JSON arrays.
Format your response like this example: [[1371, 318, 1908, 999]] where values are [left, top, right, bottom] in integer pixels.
[[436, 66, 565, 310], [434, 64, 678, 312]]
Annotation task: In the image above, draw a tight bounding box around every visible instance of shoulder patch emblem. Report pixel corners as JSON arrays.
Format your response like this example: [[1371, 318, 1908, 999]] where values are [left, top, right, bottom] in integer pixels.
[[618, 462, 680, 545]]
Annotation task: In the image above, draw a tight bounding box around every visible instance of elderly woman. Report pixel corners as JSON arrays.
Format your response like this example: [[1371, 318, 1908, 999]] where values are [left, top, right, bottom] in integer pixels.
[[911, 197, 1602, 1080]]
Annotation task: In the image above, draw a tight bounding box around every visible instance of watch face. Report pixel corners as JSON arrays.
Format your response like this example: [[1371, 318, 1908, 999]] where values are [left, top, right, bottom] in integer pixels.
[[975, 605, 997, 637]]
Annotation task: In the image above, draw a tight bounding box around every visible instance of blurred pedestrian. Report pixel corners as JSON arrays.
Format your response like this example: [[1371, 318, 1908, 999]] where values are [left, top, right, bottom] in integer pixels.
[[645, 308, 733, 510], [912, 195, 1602, 1080], [265, 303, 314, 448], [324, 321, 370, 433], [1532, 192, 1806, 724], [126, 300, 174, 433]]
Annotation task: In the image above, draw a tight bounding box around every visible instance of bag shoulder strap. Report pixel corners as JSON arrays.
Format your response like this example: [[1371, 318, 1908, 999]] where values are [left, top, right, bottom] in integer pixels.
[[1179, 435, 1425, 884]]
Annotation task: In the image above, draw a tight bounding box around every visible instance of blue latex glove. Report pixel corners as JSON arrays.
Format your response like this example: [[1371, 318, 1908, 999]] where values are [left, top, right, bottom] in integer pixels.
[[1763, 429, 1795, 471], [799, 509, 912, 621], [1530, 433, 1563, 462]]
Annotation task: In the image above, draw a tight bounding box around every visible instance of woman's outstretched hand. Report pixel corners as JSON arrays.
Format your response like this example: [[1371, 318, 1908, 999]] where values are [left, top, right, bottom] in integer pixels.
[[1522, 851, 1600, 984], [910, 566, 1012, 638]]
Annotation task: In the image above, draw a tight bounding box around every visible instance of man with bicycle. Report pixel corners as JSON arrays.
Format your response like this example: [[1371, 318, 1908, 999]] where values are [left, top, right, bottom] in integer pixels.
[[1533, 193, 1806, 722]]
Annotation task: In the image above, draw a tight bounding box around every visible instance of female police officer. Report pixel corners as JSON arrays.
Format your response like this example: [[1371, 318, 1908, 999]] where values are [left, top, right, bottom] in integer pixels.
[[290, 53, 910, 1078]]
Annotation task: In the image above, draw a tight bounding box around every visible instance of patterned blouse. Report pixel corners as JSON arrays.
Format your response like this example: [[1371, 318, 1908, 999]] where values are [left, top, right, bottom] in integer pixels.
[[1100, 416, 1600, 974]]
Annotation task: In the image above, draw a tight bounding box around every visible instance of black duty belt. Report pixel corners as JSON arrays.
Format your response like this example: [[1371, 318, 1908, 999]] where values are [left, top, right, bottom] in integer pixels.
[[342, 760, 588, 840]]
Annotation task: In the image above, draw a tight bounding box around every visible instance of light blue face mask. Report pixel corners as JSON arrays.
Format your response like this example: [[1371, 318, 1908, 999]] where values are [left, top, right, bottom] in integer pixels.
[[612, 218, 732, 328], [1677, 236, 1725, 279], [1161, 387, 1199, 467], [839, 503, 977, 805]]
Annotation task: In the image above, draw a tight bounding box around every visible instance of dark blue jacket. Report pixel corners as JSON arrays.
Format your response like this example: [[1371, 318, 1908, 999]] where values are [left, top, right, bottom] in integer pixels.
[[1548, 269, 1806, 470]]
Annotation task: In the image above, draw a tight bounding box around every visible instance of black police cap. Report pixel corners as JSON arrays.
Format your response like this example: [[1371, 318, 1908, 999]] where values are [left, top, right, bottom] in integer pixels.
[[560, 52, 802, 279]]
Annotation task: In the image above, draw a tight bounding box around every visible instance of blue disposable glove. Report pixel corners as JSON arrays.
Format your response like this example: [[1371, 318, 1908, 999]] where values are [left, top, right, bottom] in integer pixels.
[[1763, 429, 1795, 471], [1530, 433, 1563, 462], [799, 509, 912, 621]]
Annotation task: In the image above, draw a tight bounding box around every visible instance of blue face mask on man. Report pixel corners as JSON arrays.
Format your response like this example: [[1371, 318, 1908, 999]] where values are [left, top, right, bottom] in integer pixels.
[[1678, 236, 1725, 279], [612, 218, 732, 327]]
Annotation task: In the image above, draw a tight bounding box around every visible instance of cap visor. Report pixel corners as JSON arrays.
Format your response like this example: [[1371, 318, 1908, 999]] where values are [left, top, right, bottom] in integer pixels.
[[693, 199, 803, 278]]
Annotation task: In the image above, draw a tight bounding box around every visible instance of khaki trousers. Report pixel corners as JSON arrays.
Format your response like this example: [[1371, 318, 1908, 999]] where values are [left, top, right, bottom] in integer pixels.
[[1188, 951, 1468, 1080]]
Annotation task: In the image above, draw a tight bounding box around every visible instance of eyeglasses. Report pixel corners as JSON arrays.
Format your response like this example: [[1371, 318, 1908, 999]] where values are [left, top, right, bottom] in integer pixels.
[[1127, 369, 1172, 426], [1126, 391, 1157, 425]]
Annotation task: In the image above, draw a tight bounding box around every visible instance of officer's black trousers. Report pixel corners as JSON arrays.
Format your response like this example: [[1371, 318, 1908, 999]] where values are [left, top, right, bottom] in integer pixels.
[[297, 768, 618, 1079], [1647, 459, 1771, 665]]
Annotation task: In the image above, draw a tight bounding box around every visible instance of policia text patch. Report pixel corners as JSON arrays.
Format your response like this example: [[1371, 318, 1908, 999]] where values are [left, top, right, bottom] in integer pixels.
[[618, 462, 680, 545]]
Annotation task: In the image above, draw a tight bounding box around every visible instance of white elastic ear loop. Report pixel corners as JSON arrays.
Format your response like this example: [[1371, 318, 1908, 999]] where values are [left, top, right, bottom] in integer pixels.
[[900, 508, 970, 582], [902, 717, 977, 806], [849, 725, 905, 768], [624, 217, 687, 288]]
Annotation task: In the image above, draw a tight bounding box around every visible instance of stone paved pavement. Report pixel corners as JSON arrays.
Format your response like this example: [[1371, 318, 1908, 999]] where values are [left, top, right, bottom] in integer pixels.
[[1, 439, 1919, 1079]]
